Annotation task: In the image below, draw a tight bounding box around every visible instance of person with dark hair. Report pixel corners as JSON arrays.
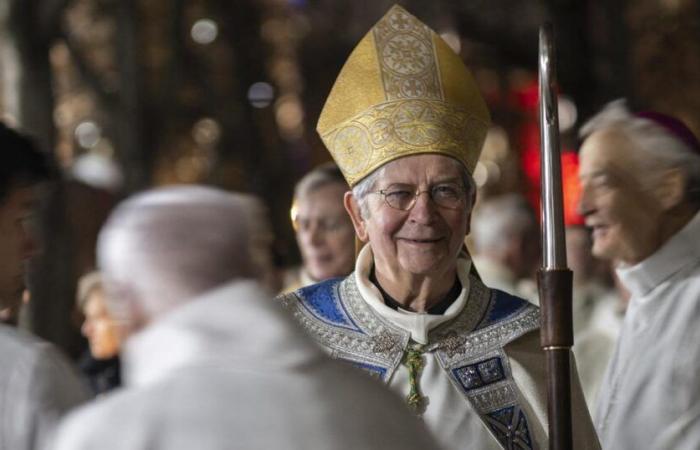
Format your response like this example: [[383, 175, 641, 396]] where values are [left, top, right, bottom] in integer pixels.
[[0, 123, 53, 311], [0, 122, 90, 449], [578, 100, 700, 449]]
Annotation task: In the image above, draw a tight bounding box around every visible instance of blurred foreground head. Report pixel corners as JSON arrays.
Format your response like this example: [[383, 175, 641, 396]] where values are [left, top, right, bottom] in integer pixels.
[[97, 185, 274, 335]]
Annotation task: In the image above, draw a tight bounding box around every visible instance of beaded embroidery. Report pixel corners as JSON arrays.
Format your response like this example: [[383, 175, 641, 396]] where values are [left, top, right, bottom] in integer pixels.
[[278, 275, 539, 449]]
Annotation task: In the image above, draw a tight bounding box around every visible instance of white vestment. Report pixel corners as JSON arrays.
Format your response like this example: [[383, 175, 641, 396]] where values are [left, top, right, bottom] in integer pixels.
[[595, 211, 700, 450], [0, 324, 90, 450], [280, 246, 600, 450], [49, 280, 439, 450], [570, 283, 622, 410]]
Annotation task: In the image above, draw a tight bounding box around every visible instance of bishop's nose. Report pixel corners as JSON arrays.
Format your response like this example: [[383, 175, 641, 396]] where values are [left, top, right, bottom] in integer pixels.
[[408, 191, 438, 223]]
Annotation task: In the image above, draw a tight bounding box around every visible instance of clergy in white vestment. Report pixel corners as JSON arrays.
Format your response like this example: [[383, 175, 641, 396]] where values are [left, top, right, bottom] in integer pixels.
[[277, 6, 600, 450], [470, 194, 539, 302], [0, 123, 91, 450], [48, 185, 439, 450], [578, 100, 700, 450]]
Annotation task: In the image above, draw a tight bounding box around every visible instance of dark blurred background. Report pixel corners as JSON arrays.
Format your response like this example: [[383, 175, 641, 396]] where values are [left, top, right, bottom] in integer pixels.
[[1, 0, 698, 354]]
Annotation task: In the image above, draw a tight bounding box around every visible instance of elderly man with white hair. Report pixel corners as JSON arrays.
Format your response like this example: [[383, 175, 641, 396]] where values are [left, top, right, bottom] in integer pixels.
[[578, 100, 700, 450], [49, 185, 439, 450], [279, 6, 599, 450]]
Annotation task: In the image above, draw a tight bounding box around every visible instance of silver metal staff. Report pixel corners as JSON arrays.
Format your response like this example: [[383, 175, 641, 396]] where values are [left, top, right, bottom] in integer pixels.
[[538, 23, 574, 450]]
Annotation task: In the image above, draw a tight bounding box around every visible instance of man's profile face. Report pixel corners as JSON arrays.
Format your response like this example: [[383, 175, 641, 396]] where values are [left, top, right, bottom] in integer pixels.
[[350, 154, 471, 279], [0, 186, 38, 309], [295, 182, 355, 281], [578, 128, 665, 265]]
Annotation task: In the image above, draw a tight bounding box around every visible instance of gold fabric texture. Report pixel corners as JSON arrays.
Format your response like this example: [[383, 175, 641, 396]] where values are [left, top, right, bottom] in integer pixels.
[[317, 5, 490, 186]]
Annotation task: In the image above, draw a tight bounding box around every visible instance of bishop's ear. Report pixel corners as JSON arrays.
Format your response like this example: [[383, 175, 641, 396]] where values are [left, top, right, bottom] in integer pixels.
[[344, 191, 369, 242], [655, 168, 687, 211]]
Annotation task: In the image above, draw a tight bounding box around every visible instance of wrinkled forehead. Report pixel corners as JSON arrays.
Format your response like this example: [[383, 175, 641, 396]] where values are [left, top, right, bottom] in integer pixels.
[[579, 128, 644, 178], [375, 154, 467, 185]]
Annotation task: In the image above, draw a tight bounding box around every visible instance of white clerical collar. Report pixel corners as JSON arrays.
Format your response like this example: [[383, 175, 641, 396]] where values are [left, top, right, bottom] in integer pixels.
[[354, 245, 472, 344], [617, 210, 700, 298]]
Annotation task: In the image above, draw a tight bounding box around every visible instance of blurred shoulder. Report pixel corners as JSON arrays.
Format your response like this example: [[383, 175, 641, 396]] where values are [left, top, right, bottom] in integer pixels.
[[0, 324, 83, 381], [50, 386, 152, 450]]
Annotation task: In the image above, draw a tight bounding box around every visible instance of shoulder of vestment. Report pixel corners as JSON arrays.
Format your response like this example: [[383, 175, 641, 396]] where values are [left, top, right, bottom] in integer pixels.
[[276, 274, 539, 380]]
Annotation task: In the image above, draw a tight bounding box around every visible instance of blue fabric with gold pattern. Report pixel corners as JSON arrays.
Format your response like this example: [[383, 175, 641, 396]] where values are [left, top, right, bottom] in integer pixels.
[[296, 278, 361, 332], [477, 289, 533, 330], [452, 356, 506, 392], [486, 405, 534, 449]]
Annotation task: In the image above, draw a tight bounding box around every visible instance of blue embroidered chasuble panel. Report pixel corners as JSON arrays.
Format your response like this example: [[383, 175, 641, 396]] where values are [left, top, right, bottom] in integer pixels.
[[296, 278, 361, 332], [278, 275, 540, 450]]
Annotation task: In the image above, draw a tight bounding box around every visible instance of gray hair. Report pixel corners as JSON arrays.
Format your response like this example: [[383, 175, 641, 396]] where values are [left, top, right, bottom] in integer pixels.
[[351, 157, 476, 218], [97, 185, 274, 321], [471, 194, 537, 254], [76, 271, 103, 309], [580, 99, 700, 206], [294, 162, 348, 201]]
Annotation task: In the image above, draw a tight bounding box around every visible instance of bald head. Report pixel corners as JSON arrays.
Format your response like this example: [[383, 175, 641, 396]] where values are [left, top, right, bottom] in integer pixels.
[[98, 186, 273, 324]]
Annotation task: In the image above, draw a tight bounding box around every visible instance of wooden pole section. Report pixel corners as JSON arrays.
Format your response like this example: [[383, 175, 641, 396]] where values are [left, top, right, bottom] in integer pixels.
[[538, 24, 574, 450]]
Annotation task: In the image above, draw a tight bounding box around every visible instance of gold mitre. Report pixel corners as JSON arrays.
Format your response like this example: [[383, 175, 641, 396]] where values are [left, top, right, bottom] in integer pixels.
[[317, 5, 490, 187]]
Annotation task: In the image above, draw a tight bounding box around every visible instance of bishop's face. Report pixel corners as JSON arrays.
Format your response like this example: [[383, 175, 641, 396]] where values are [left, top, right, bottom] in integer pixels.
[[348, 154, 472, 280]]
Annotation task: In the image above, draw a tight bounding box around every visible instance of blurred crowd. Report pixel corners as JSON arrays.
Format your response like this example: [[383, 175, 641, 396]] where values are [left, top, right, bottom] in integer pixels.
[[1, 5, 699, 450]]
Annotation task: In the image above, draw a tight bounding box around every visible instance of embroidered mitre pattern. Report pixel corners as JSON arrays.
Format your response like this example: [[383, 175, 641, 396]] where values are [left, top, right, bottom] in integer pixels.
[[317, 5, 490, 186], [372, 6, 442, 101]]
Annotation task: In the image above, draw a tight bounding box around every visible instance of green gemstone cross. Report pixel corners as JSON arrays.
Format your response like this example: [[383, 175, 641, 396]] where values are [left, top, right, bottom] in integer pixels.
[[403, 343, 426, 414]]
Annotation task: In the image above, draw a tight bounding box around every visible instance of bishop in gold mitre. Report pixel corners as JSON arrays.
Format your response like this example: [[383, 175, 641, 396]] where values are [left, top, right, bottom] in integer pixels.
[[317, 4, 489, 186], [279, 6, 601, 450]]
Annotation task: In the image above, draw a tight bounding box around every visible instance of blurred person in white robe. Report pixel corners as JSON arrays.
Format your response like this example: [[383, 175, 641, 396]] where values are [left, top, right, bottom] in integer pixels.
[[470, 194, 539, 302], [49, 185, 439, 450], [565, 226, 622, 410], [0, 122, 90, 450], [578, 100, 700, 450]]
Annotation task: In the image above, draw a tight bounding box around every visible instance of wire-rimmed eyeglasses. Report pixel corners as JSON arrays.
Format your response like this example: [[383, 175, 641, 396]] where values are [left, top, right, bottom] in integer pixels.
[[371, 183, 466, 211]]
